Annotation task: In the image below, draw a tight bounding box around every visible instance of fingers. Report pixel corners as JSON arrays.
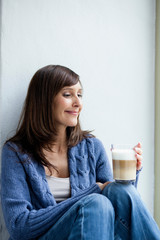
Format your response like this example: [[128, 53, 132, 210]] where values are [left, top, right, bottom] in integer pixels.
[[135, 147, 143, 155], [134, 142, 143, 155], [134, 142, 143, 170], [104, 181, 112, 187], [136, 155, 142, 170], [96, 182, 104, 190], [134, 142, 142, 148], [96, 181, 112, 190]]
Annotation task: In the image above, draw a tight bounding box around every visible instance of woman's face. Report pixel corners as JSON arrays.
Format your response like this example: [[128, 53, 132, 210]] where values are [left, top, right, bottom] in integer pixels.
[[53, 81, 83, 130]]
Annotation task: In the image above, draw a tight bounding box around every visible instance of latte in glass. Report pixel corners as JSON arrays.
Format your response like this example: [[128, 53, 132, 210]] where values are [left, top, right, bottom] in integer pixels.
[[111, 145, 137, 182]]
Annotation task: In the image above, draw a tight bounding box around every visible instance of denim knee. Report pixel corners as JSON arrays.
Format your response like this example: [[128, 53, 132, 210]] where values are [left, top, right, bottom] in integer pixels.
[[66, 194, 115, 240], [102, 182, 140, 207], [79, 193, 114, 217], [102, 183, 160, 240]]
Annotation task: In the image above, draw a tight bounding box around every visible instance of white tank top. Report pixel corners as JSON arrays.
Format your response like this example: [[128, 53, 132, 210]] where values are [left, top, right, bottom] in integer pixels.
[[46, 175, 71, 202]]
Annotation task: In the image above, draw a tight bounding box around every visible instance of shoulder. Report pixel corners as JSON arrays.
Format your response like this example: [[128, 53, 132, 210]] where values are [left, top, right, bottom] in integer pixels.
[[83, 137, 105, 149], [2, 141, 17, 154], [72, 137, 106, 156], [1, 142, 25, 177], [2, 141, 21, 156], [87, 137, 104, 147], [2, 141, 31, 166], [2, 142, 41, 177]]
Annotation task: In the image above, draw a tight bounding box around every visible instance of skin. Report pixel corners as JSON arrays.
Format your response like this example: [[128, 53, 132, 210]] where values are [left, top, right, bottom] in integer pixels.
[[44, 81, 143, 186], [44, 82, 83, 177], [52, 82, 83, 131]]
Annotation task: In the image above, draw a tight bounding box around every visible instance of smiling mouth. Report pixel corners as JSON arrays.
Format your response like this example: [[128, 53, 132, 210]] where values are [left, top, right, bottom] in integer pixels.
[[65, 111, 79, 116]]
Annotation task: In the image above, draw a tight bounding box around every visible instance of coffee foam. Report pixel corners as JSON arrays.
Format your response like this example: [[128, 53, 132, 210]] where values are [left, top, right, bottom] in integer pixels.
[[112, 149, 136, 161]]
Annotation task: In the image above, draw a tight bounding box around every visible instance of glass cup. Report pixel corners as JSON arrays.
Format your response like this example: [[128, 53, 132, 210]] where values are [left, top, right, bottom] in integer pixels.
[[111, 144, 137, 182]]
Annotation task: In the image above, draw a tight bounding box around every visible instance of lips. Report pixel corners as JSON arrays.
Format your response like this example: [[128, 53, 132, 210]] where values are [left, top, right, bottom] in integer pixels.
[[65, 111, 79, 116]]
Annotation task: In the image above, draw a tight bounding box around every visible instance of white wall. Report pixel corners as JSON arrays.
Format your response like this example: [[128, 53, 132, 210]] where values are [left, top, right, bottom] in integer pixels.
[[0, 0, 156, 239]]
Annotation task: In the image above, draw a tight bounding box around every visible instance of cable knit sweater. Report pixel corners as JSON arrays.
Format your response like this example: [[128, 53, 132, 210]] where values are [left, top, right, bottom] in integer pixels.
[[1, 137, 139, 240]]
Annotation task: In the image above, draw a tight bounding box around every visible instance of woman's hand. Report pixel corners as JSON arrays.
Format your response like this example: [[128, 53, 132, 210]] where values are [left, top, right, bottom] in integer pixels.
[[96, 181, 112, 190], [134, 142, 143, 171]]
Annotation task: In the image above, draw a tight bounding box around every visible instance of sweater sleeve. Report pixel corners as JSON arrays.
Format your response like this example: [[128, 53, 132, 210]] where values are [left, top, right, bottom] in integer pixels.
[[1, 144, 101, 240], [94, 138, 113, 183]]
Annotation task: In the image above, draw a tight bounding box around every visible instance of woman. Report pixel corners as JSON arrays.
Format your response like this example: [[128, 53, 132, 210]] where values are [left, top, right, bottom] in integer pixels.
[[1, 65, 160, 240]]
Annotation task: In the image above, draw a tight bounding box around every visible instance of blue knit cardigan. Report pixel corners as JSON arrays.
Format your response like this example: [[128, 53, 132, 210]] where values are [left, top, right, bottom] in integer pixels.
[[1, 137, 139, 240]]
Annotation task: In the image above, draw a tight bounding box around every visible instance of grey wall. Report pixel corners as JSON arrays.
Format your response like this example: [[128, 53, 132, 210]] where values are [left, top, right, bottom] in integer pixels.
[[0, 0, 156, 239]]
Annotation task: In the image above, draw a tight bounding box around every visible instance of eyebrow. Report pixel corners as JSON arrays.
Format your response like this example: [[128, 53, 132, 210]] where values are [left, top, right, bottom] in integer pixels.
[[62, 87, 83, 91]]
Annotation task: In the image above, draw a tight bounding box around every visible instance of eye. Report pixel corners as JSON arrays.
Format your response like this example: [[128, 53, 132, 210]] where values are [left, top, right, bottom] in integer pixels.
[[63, 93, 71, 97], [78, 93, 83, 98]]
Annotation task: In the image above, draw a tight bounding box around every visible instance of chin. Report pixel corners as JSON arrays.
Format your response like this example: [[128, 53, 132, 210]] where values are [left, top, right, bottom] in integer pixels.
[[67, 121, 78, 127]]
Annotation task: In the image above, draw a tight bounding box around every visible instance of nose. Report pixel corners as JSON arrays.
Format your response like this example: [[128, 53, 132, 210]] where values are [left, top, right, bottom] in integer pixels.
[[72, 96, 82, 107]]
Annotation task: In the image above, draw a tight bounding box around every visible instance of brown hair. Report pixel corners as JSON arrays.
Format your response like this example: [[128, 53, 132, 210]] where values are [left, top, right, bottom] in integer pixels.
[[7, 65, 94, 172]]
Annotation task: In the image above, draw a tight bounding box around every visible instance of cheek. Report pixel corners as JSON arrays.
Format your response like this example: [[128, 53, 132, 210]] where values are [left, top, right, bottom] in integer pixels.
[[79, 102, 83, 112], [61, 99, 70, 107], [55, 98, 70, 110]]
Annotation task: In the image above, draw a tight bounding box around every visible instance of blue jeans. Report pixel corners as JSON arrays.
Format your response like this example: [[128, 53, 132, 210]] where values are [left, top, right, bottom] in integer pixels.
[[39, 182, 160, 240]]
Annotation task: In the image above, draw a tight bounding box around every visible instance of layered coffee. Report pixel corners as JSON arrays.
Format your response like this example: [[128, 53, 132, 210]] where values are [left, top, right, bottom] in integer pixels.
[[112, 149, 136, 181]]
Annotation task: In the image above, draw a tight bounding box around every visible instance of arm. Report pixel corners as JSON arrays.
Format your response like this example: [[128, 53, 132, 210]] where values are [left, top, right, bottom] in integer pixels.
[[94, 138, 113, 183], [1, 143, 101, 240]]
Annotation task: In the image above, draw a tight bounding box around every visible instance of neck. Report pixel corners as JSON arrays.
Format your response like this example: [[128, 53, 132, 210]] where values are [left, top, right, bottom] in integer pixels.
[[52, 127, 67, 153]]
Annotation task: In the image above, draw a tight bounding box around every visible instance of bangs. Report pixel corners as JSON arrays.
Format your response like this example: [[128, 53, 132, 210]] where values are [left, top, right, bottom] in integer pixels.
[[52, 65, 81, 95]]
